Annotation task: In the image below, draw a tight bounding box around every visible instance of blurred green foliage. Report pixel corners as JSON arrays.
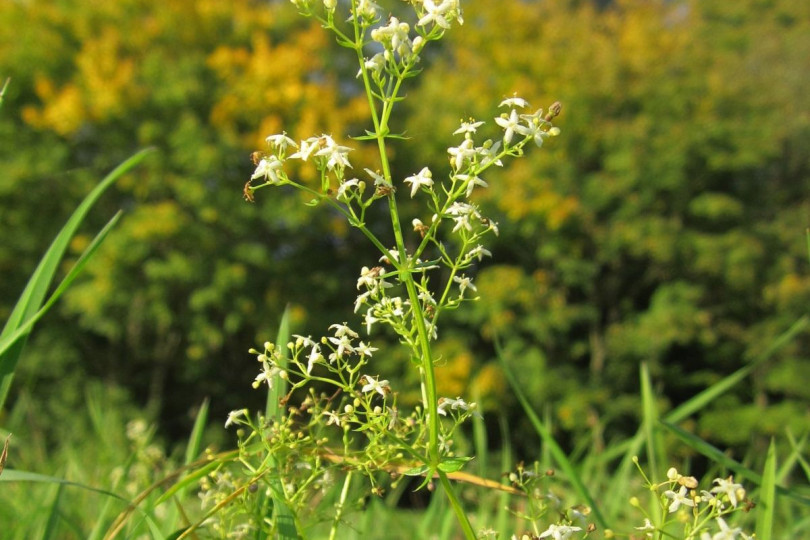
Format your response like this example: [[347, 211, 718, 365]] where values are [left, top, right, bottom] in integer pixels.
[[401, 0, 810, 450], [1, 0, 808, 466]]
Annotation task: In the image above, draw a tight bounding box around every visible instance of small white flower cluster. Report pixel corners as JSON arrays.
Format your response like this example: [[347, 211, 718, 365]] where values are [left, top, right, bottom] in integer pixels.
[[495, 97, 562, 147], [367, 17, 424, 76], [633, 466, 752, 540], [354, 251, 441, 346], [249, 132, 356, 196], [436, 396, 476, 417]]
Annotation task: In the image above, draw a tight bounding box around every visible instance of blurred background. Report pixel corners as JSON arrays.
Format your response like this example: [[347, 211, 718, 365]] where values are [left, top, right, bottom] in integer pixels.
[[1, 0, 809, 493]]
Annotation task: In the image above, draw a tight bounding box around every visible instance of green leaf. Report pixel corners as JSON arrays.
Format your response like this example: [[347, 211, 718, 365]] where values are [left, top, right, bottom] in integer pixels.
[[437, 456, 472, 474], [756, 439, 777, 539], [0, 148, 154, 410], [640, 362, 664, 483], [404, 464, 431, 477], [264, 306, 299, 540], [185, 399, 209, 466], [0, 469, 130, 502]]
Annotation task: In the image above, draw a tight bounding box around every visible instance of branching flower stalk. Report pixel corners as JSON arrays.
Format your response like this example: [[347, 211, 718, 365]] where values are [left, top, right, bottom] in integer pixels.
[[233, 0, 561, 537]]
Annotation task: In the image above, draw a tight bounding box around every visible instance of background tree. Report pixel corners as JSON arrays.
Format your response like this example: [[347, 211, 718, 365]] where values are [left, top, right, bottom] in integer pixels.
[[0, 0, 378, 438], [400, 0, 810, 452], [1, 0, 808, 461]]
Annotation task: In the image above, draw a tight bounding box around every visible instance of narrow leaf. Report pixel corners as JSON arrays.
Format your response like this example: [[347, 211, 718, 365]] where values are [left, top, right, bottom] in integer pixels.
[[756, 439, 777, 539], [0, 148, 153, 409], [437, 457, 472, 474], [497, 343, 609, 529], [1, 469, 130, 502]]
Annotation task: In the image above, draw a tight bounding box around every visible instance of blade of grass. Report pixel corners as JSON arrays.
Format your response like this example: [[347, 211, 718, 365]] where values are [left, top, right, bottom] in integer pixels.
[[152, 457, 225, 507], [0, 148, 153, 410], [154, 398, 209, 535], [778, 430, 807, 485], [0, 469, 131, 502], [640, 362, 664, 483], [41, 483, 64, 540], [266, 306, 291, 421], [265, 306, 298, 540], [185, 399, 209, 467], [603, 315, 810, 518], [496, 414, 513, 537], [496, 343, 608, 529], [755, 439, 776, 539], [786, 430, 810, 482], [0, 211, 123, 367]]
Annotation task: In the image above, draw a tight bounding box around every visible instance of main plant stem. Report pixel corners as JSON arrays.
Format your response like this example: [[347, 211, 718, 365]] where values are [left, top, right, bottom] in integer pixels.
[[349, 6, 474, 537]]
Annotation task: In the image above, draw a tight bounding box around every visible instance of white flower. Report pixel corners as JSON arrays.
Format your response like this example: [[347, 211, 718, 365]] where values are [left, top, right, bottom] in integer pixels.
[[361, 375, 390, 396], [635, 518, 655, 538], [354, 291, 371, 313], [447, 138, 476, 171], [253, 364, 281, 389], [357, 266, 377, 289], [355, 341, 378, 357], [225, 409, 247, 428], [306, 345, 323, 374], [364, 309, 379, 334], [328, 335, 355, 360], [404, 167, 434, 197], [708, 517, 744, 540], [337, 178, 361, 200], [445, 202, 480, 233], [453, 274, 477, 295], [495, 109, 521, 144], [289, 136, 320, 161], [711, 476, 744, 508], [372, 17, 413, 57], [499, 96, 529, 109], [322, 409, 342, 427], [251, 156, 284, 184], [466, 244, 492, 261], [265, 132, 298, 153], [293, 334, 315, 348], [418, 0, 453, 29], [664, 485, 695, 513], [315, 135, 353, 171], [330, 323, 359, 339], [515, 119, 552, 148], [360, 53, 386, 78], [351, 0, 381, 21], [538, 524, 582, 540], [365, 168, 391, 187], [437, 397, 474, 416], [455, 173, 488, 198], [453, 119, 484, 135], [477, 140, 503, 167]]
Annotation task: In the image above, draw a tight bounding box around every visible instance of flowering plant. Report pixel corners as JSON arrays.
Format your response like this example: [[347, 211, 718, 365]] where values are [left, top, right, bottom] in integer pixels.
[[629, 462, 754, 540], [209, 0, 561, 538]]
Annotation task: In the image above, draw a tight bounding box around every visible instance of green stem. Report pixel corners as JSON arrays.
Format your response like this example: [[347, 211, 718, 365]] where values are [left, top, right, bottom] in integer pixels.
[[438, 471, 477, 540], [329, 471, 353, 540], [347, 4, 472, 536]]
